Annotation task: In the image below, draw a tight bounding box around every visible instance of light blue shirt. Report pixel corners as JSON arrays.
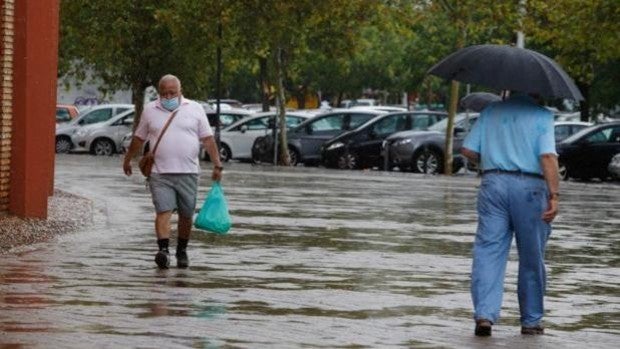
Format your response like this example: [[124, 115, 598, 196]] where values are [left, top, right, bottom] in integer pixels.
[[463, 94, 556, 175]]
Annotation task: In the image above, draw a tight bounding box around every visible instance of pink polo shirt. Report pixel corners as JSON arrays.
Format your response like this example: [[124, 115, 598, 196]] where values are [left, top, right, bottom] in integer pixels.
[[134, 97, 213, 174]]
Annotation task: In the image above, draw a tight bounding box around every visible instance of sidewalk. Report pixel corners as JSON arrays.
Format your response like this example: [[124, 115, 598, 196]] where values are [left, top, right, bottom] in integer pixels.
[[0, 154, 618, 348]]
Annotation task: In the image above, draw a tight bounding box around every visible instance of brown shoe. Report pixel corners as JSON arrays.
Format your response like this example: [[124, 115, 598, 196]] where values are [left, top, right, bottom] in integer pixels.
[[475, 319, 492, 336], [521, 325, 544, 335]]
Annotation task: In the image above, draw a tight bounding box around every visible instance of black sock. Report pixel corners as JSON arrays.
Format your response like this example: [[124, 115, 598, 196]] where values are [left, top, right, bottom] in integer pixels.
[[157, 238, 169, 252], [177, 238, 189, 253]]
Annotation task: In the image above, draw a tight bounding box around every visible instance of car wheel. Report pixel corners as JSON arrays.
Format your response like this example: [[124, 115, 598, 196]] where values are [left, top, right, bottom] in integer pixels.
[[219, 143, 231, 162], [55, 136, 72, 154], [558, 161, 570, 181], [288, 147, 300, 166], [412, 148, 442, 174], [337, 151, 358, 170], [92, 138, 115, 156]]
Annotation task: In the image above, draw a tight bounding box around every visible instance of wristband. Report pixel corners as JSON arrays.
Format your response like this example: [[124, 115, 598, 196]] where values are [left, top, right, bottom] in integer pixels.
[[214, 166, 224, 171]]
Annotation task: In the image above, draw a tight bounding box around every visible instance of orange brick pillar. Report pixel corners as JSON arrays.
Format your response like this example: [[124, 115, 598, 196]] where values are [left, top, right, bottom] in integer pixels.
[[10, 0, 59, 218]]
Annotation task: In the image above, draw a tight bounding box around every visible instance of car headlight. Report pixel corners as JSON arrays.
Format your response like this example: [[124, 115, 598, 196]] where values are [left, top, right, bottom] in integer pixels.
[[394, 139, 412, 146], [326, 142, 344, 151]]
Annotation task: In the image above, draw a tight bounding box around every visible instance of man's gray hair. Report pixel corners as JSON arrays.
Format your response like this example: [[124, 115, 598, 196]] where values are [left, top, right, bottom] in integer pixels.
[[158, 74, 182, 91]]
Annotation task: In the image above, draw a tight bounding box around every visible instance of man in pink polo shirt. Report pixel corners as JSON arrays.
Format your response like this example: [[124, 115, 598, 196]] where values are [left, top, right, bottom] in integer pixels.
[[123, 74, 223, 269]]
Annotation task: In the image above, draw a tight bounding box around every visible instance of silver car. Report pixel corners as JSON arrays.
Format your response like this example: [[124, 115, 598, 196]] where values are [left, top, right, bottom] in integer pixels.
[[71, 109, 135, 155], [55, 103, 133, 153]]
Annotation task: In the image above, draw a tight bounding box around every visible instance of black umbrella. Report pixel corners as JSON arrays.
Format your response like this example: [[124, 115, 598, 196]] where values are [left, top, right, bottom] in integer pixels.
[[460, 92, 502, 112], [428, 45, 583, 101]]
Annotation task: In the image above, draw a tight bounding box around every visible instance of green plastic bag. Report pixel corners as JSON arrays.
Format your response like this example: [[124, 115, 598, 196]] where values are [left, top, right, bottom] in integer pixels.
[[194, 182, 232, 234]]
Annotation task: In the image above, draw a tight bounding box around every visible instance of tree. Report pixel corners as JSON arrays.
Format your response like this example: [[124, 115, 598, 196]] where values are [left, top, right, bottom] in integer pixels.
[[59, 0, 219, 124], [227, 0, 380, 165], [526, 0, 620, 121]]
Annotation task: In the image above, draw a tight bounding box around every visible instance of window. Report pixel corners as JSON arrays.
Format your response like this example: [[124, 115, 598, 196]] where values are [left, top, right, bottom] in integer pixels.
[[349, 113, 376, 129], [112, 112, 135, 126], [244, 117, 269, 130], [80, 108, 113, 125], [372, 115, 407, 136], [586, 128, 613, 143], [555, 125, 571, 142], [56, 108, 72, 122], [411, 114, 431, 129], [116, 107, 131, 115], [285, 116, 305, 127], [310, 114, 344, 132], [219, 114, 237, 127]]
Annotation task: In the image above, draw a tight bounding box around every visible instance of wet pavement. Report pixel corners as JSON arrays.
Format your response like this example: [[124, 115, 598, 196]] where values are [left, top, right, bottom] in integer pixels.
[[1, 154, 619, 348]]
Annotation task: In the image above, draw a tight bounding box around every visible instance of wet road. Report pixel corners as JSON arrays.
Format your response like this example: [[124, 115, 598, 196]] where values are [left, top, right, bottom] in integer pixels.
[[1, 154, 618, 348]]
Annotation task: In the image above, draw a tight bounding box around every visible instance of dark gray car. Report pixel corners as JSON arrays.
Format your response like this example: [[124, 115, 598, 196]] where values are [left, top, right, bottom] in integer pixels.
[[386, 113, 479, 174], [252, 110, 384, 165]]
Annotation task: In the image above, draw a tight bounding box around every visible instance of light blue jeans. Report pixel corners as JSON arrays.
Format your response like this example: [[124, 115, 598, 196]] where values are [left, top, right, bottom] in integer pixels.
[[471, 173, 551, 327]]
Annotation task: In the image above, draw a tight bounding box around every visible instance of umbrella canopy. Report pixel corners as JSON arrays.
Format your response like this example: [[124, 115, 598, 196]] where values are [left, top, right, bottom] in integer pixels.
[[460, 92, 502, 112], [428, 45, 584, 101]]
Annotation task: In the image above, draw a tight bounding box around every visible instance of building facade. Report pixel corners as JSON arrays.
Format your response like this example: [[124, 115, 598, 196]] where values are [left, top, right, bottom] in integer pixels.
[[0, 0, 59, 218]]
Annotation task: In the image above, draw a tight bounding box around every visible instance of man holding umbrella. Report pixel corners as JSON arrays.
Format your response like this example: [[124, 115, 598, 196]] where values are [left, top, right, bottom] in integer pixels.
[[461, 92, 559, 336], [428, 44, 581, 337]]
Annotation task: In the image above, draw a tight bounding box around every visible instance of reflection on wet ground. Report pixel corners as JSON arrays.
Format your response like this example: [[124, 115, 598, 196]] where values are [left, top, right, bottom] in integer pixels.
[[1, 155, 618, 348]]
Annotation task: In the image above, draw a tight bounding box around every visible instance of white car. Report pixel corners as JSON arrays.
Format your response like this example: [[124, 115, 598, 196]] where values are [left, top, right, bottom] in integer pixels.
[[554, 121, 592, 142], [218, 112, 315, 161], [55, 103, 134, 153], [71, 109, 135, 155]]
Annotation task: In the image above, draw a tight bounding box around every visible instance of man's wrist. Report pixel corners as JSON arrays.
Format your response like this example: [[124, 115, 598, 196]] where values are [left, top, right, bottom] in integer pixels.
[[549, 192, 559, 199], [214, 165, 223, 171]]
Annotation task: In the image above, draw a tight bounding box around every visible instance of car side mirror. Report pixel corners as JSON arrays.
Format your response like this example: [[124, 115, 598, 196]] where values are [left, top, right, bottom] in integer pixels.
[[240, 125, 248, 133], [306, 125, 313, 135], [368, 130, 377, 139]]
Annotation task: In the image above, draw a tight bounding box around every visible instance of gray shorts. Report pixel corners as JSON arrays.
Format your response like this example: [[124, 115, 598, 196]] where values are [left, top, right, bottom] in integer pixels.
[[148, 173, 199, 218]]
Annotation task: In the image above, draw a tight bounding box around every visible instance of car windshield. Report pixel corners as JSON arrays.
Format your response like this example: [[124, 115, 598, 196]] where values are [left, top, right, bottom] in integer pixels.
[[78, 108, 113, 125], [561, 125, 595, 143]]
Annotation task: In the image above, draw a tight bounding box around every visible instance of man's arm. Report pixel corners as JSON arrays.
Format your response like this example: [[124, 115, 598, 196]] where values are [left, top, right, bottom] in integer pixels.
[[461, 147, 480, 166], [202, 136, 223, 181], [540, 153, 559, 223], [122, 136, 145, 176]]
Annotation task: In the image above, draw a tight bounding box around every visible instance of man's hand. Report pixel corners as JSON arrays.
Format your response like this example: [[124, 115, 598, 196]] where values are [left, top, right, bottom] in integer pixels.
[[212, 167, 223, 182], [123, 158, 133, 176], [542, 196, 558, 223]]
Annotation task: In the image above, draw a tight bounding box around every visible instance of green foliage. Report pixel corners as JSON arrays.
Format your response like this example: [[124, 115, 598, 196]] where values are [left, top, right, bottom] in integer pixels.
[[58, 0, 619, 120]]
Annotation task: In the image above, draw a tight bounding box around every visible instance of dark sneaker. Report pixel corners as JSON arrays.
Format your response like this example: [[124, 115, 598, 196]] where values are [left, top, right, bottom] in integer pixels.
[[176, 250, 189, 268], [475, 319, 492, 337], [155, 250, 170, 269], [521, 325, 544, 335]]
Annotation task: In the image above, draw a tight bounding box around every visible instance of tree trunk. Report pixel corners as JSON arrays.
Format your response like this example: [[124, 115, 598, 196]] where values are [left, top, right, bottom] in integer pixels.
[[577, 81, 590, 122], [444, 80, 459, 175], [131, 81, 147, 131], [259, 56, 270, 112], [275, 48, 290, 166]]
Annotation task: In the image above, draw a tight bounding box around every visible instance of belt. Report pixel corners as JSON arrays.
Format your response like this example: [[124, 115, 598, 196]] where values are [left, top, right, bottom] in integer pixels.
[[482, 169, 544, 179]]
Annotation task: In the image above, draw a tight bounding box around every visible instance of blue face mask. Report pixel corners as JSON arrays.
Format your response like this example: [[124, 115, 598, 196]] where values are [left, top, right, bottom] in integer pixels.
[[161, 97, 180, 111]]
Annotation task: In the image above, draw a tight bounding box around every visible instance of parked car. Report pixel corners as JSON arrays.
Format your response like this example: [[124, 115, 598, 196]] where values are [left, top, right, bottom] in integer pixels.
[[204, 107, 254, 129], [386, 113, 479, 174], [252, 109, 385, 166], [554, 121, 592, 142], [55, 104, 133, 153], [70, 109, 136, 155], [217, 112, 313, 161], [322, 111, 447, 169], [557, 121, 620, 180], [56, 104, 80, 124], [608, 153, 620, 180]]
